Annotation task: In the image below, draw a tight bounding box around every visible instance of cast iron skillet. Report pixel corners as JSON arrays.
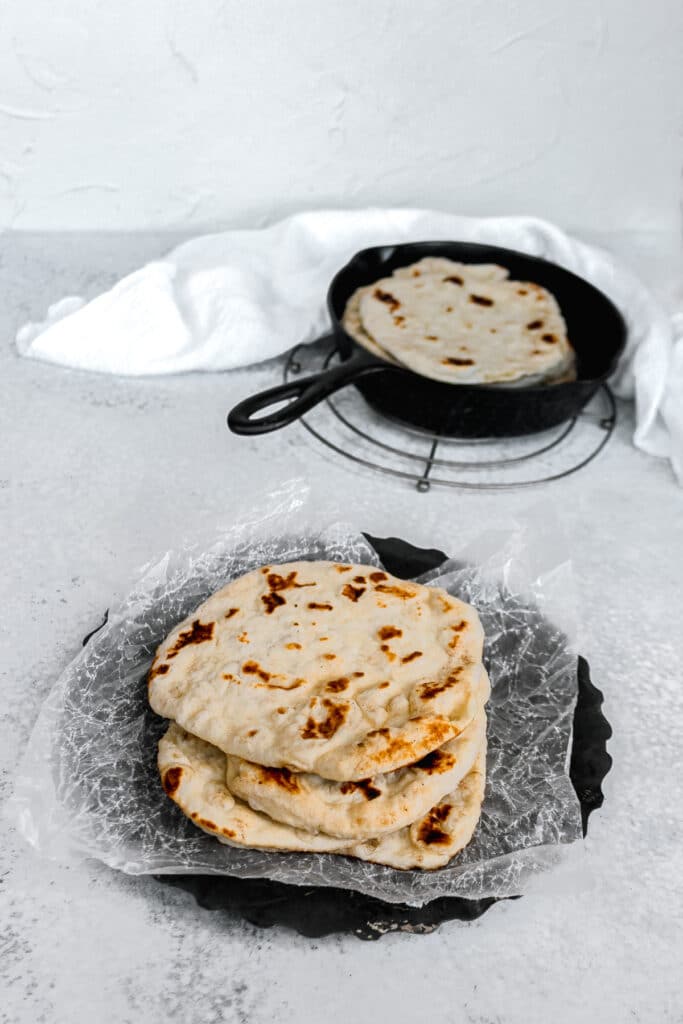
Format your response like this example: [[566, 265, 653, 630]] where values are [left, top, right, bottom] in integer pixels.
[[227, 241, 626, 439]]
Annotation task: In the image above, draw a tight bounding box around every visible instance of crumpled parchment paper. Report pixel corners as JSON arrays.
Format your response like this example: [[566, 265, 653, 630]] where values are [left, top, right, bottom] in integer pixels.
[[8, 490, 582, 906]]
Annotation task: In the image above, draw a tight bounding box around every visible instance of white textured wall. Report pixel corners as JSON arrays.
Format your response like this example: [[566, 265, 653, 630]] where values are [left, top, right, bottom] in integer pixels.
[[1, 0, 681, 232]]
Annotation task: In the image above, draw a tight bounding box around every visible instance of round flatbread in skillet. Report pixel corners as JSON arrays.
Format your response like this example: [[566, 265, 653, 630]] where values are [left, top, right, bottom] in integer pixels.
[[148, 561, 486, 781], [341, 285, 402, 365], [158, 723, 487, 869], [393, 257, 509, 284], [345, 257, 575, 386], [225, 705, 487, 840]]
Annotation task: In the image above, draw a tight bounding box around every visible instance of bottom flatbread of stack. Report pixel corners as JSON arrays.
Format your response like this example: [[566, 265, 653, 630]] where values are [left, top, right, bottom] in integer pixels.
[[158, 722, 487, 870]]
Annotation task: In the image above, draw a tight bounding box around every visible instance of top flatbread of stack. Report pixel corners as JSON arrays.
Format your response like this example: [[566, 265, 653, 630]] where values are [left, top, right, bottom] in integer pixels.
[[342, 256, 575, 386], [148, 561, 485, 782]]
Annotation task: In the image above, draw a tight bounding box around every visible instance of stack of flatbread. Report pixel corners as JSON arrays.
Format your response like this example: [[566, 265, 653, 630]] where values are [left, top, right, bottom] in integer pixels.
[[342, 257, 575, 386], [149, 561, 490, 870]]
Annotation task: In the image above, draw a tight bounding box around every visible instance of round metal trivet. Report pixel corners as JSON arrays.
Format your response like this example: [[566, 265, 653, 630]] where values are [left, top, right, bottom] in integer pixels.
[[284, 344, 616, 491]]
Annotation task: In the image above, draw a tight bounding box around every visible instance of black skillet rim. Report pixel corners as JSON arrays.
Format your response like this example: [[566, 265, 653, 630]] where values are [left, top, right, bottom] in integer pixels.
[[326, 239, 627, 389]]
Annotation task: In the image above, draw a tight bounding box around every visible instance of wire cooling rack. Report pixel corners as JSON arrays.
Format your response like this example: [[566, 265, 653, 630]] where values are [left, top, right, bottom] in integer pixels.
[[284, 342, 616, 491]]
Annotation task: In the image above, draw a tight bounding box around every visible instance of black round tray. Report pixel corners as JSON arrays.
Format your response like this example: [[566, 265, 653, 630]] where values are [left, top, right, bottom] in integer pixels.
[[87, 535, 612, 940]]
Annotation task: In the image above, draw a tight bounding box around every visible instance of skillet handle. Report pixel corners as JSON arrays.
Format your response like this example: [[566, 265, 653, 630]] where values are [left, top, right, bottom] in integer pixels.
[[228, 354, 383, 435]]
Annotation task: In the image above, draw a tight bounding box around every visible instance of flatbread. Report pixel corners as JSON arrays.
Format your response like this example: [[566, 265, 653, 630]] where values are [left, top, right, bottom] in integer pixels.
[[342, 261, 520, 367], [158, 723, 486, 869], [341, 285, 403, 366], [342, 257, 575, 386], [158, 723, 355, 852], [226, 706, 487, 840], [348, 745, 486, 869], [394, 257, 509, 283], [148, 561, 486, 781]]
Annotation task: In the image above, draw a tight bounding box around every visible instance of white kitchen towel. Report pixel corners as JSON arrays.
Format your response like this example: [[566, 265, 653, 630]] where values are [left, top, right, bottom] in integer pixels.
[[16, 208, 683, 481]]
